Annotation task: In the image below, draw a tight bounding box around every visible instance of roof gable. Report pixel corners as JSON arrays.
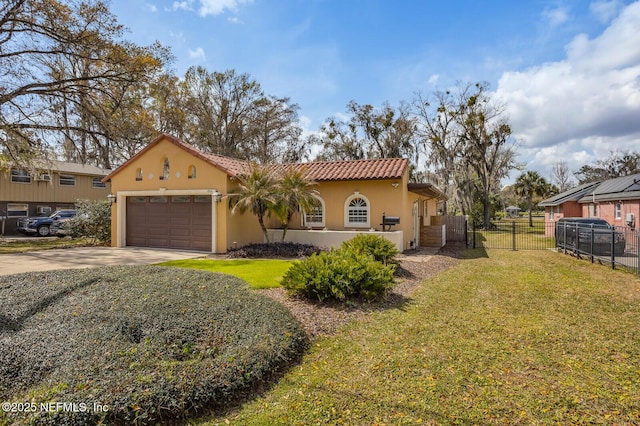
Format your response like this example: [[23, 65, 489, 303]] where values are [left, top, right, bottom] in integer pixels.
[[104, 134, 408, 182]]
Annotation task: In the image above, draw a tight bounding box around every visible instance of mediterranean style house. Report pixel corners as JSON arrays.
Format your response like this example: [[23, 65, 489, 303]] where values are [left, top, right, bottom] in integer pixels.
[[103, 134, 448, 253], [539, 173, 640, 235], [0, 161, 111, 235]]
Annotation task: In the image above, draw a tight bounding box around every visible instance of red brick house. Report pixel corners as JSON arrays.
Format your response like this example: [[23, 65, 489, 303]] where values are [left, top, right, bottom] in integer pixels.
[[539, 173, 640, 235], [578, 173, 640, 229], [538, 181, 601, 236]]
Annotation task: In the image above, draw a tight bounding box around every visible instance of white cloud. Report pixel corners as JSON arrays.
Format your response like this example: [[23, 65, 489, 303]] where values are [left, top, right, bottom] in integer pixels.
[[188, 47, 206, 61], [542, 6, 571, 27], [198, 0, 253, 17], [170, 31, 186, 43], [427, 74, 440, 86], [171, 1, 193, 12], [146, 3, 158, 12], [496, 0, 640, 178], [590, 0, 624, 23]]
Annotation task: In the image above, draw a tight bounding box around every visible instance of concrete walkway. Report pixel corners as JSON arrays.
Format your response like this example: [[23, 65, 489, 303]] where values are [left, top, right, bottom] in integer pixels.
[[0, 247, 207, 276]]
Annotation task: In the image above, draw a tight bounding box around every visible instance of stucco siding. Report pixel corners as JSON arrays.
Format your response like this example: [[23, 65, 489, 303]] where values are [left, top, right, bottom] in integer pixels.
[[108, 137, 230, 250]]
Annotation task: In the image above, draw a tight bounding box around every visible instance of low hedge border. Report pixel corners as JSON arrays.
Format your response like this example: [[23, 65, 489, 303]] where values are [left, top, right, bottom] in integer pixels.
[[0, 266, 308, 425]]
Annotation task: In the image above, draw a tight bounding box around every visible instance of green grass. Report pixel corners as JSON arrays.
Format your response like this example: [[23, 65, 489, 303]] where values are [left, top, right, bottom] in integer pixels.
[[195, 248, 640, 425], [156, 259, 295, 289], [0, 237, 94, 254]]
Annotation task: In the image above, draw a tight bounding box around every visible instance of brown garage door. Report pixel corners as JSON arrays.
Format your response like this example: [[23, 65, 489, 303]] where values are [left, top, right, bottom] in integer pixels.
[[126, 195, 212, 251]]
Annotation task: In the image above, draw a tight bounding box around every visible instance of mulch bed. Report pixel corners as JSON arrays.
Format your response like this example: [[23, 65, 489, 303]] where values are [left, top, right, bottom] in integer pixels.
[[260, 243, 465, 338]]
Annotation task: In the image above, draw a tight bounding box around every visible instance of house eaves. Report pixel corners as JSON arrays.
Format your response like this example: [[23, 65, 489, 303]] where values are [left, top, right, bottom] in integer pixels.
[[407, 183, 448, 201], [577, 173, 640, 203], [538, 181, 601, 207]]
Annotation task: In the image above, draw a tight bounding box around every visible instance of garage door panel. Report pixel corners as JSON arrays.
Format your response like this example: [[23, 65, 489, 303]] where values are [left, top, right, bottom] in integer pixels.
[[126, 196, 212, 251]]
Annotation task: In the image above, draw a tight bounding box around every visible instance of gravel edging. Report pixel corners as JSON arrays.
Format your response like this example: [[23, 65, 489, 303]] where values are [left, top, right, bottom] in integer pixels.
[[260, 244, 464, 338]]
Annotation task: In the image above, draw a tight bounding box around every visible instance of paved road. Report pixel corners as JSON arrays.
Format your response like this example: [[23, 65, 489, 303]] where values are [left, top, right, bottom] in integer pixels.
[[0, 247, 207, 276]]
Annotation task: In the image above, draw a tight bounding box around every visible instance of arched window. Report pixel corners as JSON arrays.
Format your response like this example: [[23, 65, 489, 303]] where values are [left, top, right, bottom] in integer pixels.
[[344, 194, 370, 228], [135, 168, 143, 181], [188, 164, 197, 179], [303, 196, 325, 228], [160, 157, 170, 180]]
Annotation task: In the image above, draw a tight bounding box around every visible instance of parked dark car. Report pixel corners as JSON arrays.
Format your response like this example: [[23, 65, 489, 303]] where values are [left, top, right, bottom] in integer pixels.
[[555, 217, 626, 257], [16, 210, 77, 237], [50, 215, 74, 237]]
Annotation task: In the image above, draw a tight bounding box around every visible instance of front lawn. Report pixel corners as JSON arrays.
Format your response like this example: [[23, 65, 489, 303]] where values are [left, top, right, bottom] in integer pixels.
[[0, 237, 93, 254], [199, 248, 640, 424], [157, 259, 295, 289], [0, 266, 307, 425]]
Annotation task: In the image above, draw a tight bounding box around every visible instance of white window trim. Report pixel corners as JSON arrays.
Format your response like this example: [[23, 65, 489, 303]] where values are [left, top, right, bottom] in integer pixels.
[[10, 168, 31, 184], [344, 193, 370, 228], [7, 203, 29, 217], [59, 174, 76, 187], [92, 177, 106, 188], [614, 203, 622, 220], [302, 195, 325, 228]]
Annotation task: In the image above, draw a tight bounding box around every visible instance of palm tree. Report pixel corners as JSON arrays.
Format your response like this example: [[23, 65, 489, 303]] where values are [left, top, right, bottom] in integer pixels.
[[272, 166, 319, 241], [229, 162, 279, 243], [514, 171, 548, 227]]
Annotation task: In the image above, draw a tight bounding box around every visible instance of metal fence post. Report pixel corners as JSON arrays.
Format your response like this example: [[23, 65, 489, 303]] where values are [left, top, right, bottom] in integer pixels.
[[473, 221, 476, 249], [611, 227, 616, 270], [590, 226, 594, 263], [512, 221, 516, 251]]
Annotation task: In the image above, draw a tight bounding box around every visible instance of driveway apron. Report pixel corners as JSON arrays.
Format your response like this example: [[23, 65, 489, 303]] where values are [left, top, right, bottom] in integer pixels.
[[0, 247, 206, 276]]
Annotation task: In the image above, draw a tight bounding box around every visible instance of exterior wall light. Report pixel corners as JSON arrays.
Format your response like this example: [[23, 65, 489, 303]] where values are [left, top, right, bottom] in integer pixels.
[[107, 193, 116, 204]]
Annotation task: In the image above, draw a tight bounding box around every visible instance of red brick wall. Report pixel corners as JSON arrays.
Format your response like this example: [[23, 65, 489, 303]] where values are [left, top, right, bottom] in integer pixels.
[[597, 200, 640, 228], [544, 201, 584, 236]]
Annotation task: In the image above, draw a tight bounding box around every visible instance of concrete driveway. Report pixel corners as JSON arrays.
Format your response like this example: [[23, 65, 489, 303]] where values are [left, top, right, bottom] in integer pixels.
[[0, 247, 207, 276]]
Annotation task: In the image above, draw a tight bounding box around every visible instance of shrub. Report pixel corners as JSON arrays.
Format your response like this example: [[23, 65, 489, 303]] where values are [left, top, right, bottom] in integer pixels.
[[0, 266, 307, 425], [67, 199, 111, 244], [228, 241, 323, 258], [341, 233, 399, 266], [281, 248, 395, 302]]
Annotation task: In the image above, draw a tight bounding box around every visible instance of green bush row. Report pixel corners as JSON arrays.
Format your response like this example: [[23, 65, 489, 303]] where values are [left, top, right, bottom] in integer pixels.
[[281, 234, 398, 302]]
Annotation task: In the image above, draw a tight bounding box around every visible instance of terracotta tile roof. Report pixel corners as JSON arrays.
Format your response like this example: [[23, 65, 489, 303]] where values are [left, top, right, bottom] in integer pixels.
[[199, 152, 250, 177], [103, 134, 408, 182], [295, 158, 408, 181]]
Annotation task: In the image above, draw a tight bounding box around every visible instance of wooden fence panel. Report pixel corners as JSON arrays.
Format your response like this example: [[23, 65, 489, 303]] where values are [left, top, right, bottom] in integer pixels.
[[430, 216, 467, 242]]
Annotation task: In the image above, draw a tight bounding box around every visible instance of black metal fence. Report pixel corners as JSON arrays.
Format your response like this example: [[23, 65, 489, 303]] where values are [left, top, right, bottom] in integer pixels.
[[469, 220, 556, 251], [468, 220, 640, 274], [555, 221, 639, 274]]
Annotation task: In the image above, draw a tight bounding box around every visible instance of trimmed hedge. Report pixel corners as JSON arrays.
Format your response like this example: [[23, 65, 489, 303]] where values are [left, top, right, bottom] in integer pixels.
[[0, 266, 308, 425], [227, 242, 323, 258], [281, 247, 396, 302]]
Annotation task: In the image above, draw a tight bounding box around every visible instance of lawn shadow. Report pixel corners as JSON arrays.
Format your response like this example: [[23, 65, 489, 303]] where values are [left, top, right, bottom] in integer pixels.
[[463, 246, 489, 259]]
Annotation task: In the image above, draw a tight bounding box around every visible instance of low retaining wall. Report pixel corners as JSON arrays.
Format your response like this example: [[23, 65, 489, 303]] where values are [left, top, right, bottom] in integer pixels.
[[266, 229, 404, 251]]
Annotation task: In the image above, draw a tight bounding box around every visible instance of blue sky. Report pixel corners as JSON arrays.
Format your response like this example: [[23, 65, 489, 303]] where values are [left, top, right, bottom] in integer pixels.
[[111, 0, 640, 183]]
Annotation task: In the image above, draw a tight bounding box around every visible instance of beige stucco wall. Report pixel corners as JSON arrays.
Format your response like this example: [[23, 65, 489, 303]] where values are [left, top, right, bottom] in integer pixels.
[[108, 136, 444, 252], [107, 136, 264, 252], [268, 168, 441, 251]]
